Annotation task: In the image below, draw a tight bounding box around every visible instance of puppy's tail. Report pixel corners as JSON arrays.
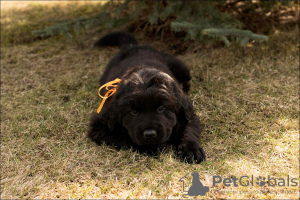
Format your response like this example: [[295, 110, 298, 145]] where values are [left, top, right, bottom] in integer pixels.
[[94, 31, 138, 47]]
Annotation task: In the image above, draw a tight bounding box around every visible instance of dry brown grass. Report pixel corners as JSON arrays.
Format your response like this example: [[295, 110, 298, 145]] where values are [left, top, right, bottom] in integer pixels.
[[1, 1, 299, 199]]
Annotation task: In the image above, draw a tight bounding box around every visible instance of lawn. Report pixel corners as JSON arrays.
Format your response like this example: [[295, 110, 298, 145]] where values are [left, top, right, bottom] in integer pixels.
[[1, 1, 299, 199]]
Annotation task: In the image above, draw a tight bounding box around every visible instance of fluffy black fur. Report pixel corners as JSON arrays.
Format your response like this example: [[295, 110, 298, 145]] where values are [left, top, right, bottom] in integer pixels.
[[94, 31, 138, 47], [88, 32, 206, 164]]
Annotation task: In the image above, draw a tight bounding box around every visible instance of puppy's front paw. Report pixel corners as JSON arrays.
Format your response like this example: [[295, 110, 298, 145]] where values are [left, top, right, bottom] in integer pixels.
[[178, 141, 206, 164]]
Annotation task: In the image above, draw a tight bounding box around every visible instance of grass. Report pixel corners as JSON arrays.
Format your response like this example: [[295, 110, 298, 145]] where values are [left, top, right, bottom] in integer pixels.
[[1, 1, 299, 199]]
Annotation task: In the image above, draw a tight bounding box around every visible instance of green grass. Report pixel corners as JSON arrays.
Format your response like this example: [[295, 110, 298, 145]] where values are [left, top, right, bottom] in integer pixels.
[[1, 2, 299, 199]]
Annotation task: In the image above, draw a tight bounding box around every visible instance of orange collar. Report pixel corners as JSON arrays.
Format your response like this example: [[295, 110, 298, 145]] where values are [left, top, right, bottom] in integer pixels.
[[97, 78, 122, 113]]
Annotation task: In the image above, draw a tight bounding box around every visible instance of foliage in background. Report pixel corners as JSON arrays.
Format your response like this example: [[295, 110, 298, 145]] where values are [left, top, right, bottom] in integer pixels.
[[1, 1, 105, 45], [32, 0, 297, 47]]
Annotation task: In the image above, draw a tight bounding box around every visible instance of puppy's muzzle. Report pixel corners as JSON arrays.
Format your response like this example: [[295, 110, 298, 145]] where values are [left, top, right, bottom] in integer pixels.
[[143, 129, 157, 139]]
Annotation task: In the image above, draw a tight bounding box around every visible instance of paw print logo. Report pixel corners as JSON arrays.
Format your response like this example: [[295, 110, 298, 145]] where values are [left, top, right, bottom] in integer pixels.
[[256, 176, 266, 186]]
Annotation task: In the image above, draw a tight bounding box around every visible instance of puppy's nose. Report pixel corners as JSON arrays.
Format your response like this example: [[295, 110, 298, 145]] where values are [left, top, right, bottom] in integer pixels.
[[143, 129, 157, 139]]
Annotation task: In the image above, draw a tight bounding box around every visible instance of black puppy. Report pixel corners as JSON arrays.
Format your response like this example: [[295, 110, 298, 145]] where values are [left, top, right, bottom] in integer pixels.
[[88, 31, 205, 163]]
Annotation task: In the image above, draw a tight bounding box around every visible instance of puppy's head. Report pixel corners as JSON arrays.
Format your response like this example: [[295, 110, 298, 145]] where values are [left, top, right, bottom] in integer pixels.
[[108, 67, 185, 146]]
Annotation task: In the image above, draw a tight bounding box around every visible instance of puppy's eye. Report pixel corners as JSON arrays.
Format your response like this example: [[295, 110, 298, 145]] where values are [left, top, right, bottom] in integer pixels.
[[131, 110, 138, 116], [157, 106, 165, 113]]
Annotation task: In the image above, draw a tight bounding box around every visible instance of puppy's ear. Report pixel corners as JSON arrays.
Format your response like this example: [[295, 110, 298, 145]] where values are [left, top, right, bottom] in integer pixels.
[[90, 95, 120, 134], [178, 95, 194, 119], [88, 112, 110, 145], [102, 98, 119, 131], [172, 83, 194, 119], [87, 99, 123, 146]]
